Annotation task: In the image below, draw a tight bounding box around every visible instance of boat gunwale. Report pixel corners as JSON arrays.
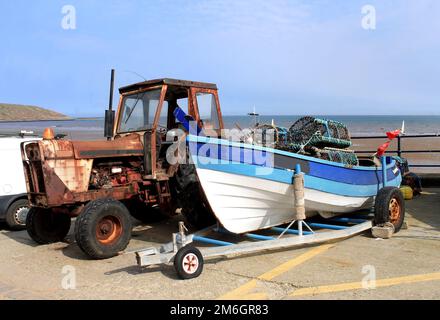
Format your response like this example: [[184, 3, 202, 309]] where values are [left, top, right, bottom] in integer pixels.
[[187, 135, 397, 172]]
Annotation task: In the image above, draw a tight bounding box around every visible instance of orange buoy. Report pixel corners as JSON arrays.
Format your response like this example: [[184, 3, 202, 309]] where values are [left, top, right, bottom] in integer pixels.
[[42, 127, 55, 140]]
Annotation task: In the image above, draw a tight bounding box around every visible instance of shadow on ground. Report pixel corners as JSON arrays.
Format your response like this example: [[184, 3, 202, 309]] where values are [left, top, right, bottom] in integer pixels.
[[0, 228, 40, 247], [0, 222, 7, 231], [105, 263, 181, 280], [405, 188, 440, 231]]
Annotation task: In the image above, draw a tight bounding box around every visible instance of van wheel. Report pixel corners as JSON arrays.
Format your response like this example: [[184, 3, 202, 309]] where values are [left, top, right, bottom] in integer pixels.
[[26, 207, 71, 244], [74, 199, 132, 259], [374, 187, 405, 233], [5, 199, 30, 230]]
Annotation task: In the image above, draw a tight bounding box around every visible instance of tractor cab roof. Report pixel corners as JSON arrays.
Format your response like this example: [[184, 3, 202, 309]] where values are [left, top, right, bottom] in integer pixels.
[[119, 78, 218, 94]]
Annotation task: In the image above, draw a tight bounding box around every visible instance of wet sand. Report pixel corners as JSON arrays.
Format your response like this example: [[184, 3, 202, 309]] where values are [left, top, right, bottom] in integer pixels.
[[352, 137, 440, 173]]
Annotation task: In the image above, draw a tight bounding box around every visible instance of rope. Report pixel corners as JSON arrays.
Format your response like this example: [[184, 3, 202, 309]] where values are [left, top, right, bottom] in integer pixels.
[[298, 130, 320, 154]]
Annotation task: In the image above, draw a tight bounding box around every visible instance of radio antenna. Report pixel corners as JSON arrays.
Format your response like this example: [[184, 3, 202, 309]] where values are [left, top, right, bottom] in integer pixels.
[[122, 70, 148, 82]]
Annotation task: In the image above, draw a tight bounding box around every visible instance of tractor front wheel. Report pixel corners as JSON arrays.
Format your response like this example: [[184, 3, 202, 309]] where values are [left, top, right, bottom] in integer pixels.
[[74, 199, 132, 259], [26, 207, 71, 244]]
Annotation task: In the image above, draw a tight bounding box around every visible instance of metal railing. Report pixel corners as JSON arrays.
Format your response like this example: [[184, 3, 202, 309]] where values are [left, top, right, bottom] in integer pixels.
[[351, 134, 440, 168]]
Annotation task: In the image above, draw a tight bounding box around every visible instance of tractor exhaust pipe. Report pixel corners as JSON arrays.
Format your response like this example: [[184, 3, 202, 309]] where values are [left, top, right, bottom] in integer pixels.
[[104, 69, 116, 140], [108, 68, 115, 112]]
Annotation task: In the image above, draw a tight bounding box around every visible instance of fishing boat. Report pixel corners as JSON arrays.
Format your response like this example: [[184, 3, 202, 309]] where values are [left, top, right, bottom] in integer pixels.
[[185, 133, 402, 235], [171, 105, 403, 234]]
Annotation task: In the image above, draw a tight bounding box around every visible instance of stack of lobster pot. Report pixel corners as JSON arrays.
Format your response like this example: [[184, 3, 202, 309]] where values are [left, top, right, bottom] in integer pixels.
[[281, 116, 358, 166]]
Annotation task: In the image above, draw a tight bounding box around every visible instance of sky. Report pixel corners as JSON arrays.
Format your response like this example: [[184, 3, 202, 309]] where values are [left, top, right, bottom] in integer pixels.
[[0, 0, 439, 116]]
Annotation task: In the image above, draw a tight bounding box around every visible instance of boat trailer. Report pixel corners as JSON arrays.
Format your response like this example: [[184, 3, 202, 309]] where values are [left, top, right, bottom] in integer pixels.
[[134, 215, 374, 279], [134, 164, 380, 279]]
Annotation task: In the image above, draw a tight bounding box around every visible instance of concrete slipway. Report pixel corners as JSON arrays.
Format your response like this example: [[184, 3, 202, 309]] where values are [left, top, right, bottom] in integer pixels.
[[0, 189, 438, 300]]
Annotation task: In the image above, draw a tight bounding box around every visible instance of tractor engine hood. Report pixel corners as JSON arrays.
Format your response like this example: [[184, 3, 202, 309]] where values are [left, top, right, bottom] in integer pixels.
[[71, 134, 144, 159], [30, 134, 144, 161], [22, 134, 144, 207]]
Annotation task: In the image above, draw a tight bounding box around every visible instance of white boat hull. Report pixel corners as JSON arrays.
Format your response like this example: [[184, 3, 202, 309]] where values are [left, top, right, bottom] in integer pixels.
[[196, 168, 374, 234]]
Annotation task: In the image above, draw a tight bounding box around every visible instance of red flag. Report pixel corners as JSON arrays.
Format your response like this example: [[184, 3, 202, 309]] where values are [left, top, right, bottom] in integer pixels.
[[386, 129, 401, 140], [377, 141, 390, 157]]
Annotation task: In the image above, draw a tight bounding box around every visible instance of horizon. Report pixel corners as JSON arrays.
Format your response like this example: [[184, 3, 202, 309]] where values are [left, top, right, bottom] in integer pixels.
[[2, 101, 440, 118], [3, 111, 440, 121], [4, 102, 440, 118], [1, 1, 439, 117]]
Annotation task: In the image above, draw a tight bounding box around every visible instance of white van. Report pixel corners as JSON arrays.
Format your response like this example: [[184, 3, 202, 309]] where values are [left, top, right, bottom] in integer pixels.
[[0, 133, 41, 230]]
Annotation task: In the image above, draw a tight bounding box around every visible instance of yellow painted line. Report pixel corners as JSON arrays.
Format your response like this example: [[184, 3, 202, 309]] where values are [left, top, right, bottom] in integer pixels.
[[420, 191, 436, 195], [219, 279, 258, 300], [258, 244, 334, 281], [243, 292, 268, 300], [290, 272, 440, 297], [218, 244, 334, 300]]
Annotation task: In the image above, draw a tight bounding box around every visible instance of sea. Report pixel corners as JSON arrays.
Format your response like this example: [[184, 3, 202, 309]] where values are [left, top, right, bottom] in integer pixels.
[[0, 115, 439, 137]]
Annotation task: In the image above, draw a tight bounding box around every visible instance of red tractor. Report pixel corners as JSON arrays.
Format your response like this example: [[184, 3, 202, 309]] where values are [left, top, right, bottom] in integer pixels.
[[21, 76, 222, 259]]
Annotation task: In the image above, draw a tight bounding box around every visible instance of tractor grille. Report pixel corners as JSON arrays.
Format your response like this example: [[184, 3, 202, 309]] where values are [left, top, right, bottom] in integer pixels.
[[23, 143, 47, 195], [25, 160, 46, 194]]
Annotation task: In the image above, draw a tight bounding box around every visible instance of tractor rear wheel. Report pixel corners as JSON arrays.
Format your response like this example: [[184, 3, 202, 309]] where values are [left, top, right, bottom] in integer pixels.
[[173, 164, 216, 229], [374, 187, 405, 233], [124, 199, 166, 224], [74, 199, 132, 259], [26, 207, 71, 244]]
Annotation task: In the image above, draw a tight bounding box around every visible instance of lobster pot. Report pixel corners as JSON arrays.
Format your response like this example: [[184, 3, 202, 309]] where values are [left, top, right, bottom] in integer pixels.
[[289, 116, 352, 149], [254, 124, 289, 147], [317, 148, 359, 166]]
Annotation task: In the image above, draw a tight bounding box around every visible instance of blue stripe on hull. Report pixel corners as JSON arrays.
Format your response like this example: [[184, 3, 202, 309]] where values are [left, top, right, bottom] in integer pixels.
[[187, 135, 401, 186], [193, 156, 401, 197], [188, 135, 391, 170], [308, 161, 396, 186]]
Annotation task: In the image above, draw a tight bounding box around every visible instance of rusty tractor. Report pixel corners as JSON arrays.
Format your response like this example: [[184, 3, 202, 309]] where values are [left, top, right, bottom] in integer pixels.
[[21, 75, 222, 259]]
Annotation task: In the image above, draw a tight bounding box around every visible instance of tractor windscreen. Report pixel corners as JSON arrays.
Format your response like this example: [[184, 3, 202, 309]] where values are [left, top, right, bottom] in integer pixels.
[[118, 89, 162, 133]]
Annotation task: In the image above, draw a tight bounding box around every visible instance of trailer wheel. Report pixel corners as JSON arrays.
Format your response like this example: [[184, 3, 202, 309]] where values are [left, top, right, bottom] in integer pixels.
[[374, 187, 405, 233], [74, 199, 132, 259], [26, 208, 71, 244], [174, 246, 204, 280], [5, 199, 29, 230]]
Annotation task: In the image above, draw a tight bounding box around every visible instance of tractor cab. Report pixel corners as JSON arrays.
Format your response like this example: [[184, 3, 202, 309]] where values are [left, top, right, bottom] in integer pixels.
[[116, 79, 223, 134], [22, 77, 222, 260], [111, 78, 224, 177]]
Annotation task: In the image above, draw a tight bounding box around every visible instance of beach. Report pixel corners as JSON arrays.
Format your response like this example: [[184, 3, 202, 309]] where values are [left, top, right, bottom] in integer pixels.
[[351, 137, 440, 173]]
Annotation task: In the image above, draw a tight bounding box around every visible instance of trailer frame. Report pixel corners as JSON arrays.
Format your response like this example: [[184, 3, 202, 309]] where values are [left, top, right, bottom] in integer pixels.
[[134, 158, 400, 279], [135, 214, 374, 278]]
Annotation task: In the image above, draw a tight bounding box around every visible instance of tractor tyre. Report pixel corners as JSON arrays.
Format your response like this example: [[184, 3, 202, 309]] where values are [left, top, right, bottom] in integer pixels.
[[124, 199, 166, 224], [26, 207, 71, 244], [75, 198, 132, 260], [174, 164, 216, 229]]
